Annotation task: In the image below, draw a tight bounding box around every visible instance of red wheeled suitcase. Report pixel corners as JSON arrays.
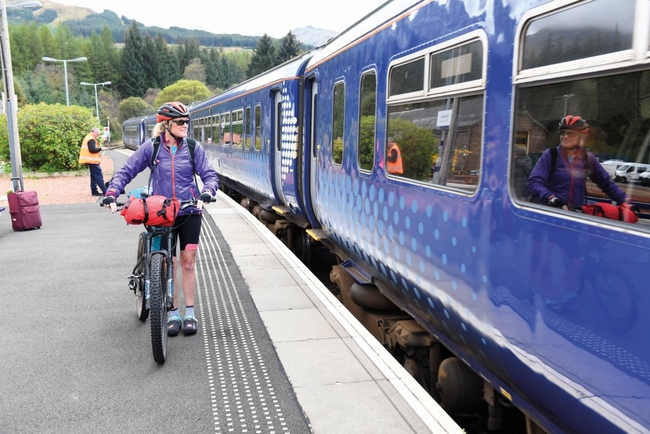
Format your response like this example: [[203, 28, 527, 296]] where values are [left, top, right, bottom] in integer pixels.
[[8, 190, 42, 231]]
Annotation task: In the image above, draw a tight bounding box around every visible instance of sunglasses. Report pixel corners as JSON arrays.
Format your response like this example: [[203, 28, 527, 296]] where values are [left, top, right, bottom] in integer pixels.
[[171, 119, 190, 126], [559, 130, 579, 138]]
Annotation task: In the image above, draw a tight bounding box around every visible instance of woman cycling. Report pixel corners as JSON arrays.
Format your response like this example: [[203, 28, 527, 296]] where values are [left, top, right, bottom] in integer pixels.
[[102, 102, 219, 337]]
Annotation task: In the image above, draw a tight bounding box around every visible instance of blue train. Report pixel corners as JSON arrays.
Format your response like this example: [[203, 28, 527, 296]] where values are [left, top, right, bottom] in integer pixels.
[[121, 113, 157, 150], [123, 0, 650, 432]]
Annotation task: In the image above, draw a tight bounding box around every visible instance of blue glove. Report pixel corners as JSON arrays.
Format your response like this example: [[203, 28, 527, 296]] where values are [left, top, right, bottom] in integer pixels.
[[200, 192, 213, 203]]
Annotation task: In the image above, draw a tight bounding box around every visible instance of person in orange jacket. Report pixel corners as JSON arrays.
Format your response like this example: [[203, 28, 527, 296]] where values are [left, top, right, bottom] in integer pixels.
[[78, 127, 106, 196]]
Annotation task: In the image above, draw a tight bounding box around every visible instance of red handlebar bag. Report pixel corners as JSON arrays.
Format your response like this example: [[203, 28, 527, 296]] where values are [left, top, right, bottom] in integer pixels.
[[582, 202, 638, 223], [121, 195, 180, 226]]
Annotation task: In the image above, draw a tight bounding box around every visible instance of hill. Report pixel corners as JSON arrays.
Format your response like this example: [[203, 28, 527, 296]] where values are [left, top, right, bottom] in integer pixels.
[[9, 0, 336, 49]]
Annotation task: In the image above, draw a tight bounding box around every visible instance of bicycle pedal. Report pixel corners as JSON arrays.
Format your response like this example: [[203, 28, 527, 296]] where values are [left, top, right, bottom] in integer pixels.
[[127, 275, 137, 291]]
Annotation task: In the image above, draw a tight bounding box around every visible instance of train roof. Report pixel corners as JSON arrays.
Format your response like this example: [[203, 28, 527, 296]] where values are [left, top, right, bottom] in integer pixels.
[[191, 48, 321, 111], [306, 0, 422, 71]]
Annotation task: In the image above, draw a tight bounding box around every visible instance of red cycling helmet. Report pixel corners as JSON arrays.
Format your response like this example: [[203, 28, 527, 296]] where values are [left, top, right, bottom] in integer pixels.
[[156, 102, 189, 123], [559, 115, 589, 134]]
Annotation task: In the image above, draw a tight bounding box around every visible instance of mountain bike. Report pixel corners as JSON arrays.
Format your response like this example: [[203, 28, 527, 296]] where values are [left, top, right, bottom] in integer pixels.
[[107, 193, 212, 364]]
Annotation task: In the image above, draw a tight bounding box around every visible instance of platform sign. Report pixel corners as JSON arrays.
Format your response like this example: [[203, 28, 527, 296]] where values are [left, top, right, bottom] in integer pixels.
[[437, 109, 452, 129]]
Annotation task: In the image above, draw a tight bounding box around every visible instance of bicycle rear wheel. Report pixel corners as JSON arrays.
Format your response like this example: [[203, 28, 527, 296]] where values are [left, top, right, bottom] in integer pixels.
[[135, 233, 149, 321], [149, 252, 168, 364]]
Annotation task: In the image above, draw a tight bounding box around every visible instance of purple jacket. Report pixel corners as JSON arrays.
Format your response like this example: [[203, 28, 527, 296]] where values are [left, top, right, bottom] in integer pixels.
[[107, 135, 219, 216], [528, 146, 626, 209]]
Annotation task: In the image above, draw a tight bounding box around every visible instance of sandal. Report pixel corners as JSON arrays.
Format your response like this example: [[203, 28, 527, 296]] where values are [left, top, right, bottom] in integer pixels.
[[182, 315, 198, 336], [167, 315, 182, 337]]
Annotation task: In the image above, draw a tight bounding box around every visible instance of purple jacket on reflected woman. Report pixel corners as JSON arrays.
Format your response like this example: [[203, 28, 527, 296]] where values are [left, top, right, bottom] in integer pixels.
[[527, 145, 626, 209], [105, 135, 219, 217]]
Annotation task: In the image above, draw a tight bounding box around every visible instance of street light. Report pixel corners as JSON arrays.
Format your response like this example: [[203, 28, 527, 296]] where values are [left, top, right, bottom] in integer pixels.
[[1, 0, 42, 192], [42, 56, 87, 106], [80, 81, 111, 124]]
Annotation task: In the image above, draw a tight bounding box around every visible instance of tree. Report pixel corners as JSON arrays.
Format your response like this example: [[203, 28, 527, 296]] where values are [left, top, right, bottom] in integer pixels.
[[278, 31, 302, 63], [154, 79, 212, 108], [247, 34, 277, 78], [118, 97, 154, 123], [0, 103, 96, 172], [387, 118, 438, 181], [184, 58, 206, 82], [119, 21, 148, 98], [141, 34, 159, 89]]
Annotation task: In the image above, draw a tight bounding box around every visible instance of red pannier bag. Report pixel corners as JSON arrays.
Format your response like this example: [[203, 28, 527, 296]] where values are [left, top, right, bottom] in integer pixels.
[[582, 202, 638, 223], [120, 195, 180, 226]]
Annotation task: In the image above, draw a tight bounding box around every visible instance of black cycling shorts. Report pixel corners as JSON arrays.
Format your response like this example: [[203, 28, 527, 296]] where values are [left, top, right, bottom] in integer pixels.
[[160, 213, 202, 256]]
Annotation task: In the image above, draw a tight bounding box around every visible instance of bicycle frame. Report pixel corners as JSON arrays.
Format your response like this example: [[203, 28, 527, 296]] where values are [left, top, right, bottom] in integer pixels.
[[138, 226, 175, 311]]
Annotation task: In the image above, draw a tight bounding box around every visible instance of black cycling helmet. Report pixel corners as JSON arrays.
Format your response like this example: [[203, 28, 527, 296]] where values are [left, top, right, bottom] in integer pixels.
[[559, 115, 589, 133], [156, 101, 189, 123]]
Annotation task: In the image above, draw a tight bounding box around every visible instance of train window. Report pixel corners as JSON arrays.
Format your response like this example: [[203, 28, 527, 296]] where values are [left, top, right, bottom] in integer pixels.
[[221, 112, 231, 145], [254, 104, 261, 152], [332, 81, 345, 166], [358, 72, 376, 172], [514, 69, 650, 222], [430, 40, 483, 90], [245, 107, 251, 150], [521, 0, 634, 70], [389, 58, 424, 97], [232, 108, 243, 148], [311, 88, 318, 160], [387, 94, 483, 193], [514, 0, 650, 224]]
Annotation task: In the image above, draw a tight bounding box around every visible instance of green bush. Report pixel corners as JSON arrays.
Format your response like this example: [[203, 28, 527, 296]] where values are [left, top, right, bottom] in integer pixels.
[[387, 118, 438, 181], [0, 103, 95, 173]]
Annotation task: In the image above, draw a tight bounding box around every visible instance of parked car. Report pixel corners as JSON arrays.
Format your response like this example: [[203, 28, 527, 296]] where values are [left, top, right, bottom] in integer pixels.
[[600, 159, 625, 178], [639, 170, 650, 186], [614, 162, 650, 183]]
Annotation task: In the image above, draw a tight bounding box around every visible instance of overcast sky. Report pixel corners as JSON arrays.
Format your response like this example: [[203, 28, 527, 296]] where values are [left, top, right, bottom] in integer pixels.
[[49, 0, 388, 38]]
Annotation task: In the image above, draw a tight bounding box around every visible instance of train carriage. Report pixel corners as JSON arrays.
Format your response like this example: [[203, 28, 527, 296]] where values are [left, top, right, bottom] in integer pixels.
[[121, 113, 157, 150], [132, 0, 650, 432], [198, 51, 321, 260], [294, 0, 650, 433], [121, 114, 147, 151]]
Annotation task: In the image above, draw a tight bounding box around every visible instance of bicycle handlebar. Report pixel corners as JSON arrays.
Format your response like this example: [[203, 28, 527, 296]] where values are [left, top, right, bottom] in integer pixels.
[[100, 196, 217, 209]]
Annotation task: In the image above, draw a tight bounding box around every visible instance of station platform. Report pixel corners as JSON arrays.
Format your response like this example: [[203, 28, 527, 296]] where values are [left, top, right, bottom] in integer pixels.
[[0, 148, 462, 433], [199, 191, 462, 434]]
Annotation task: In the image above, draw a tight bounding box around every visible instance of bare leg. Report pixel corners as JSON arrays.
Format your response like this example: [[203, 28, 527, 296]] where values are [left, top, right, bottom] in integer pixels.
[[179, 249, 198, 308]]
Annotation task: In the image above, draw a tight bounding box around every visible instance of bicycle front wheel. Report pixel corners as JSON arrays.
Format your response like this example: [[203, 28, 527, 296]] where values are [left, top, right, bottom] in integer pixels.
[[135, 233, 149, 321], [149, 252, 168, 364]]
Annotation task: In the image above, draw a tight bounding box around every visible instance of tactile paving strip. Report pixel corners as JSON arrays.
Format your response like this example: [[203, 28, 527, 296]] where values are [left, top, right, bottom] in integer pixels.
[[196, 214, 312, 434]]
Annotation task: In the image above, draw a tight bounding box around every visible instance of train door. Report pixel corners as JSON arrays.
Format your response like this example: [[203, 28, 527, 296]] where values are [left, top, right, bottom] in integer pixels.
[[273, 89, 287, 205], [309, 80, 319, 218]]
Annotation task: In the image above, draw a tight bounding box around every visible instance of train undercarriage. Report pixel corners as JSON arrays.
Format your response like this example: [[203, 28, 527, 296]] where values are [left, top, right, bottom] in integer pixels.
[[222, 186, 541, 434]]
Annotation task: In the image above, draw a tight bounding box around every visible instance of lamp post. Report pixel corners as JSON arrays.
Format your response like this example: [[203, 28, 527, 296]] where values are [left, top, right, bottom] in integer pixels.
[[1, 0, 42, 192], [42, 56, 87, 106], [80, 81, 111, 124]]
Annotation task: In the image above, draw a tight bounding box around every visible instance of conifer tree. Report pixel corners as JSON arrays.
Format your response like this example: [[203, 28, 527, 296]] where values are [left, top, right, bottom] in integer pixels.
[[278, 31, 302, 63], [246, 34, 277, 79], [119, 21, 148, 98]]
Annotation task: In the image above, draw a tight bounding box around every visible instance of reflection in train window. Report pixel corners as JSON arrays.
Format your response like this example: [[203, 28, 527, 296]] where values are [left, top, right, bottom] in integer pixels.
[[210, 114, 219, 145], [221, 112, 231, 145], [332, 81, 345, 166], [510, 0, 650, 224], [521, 0, 633, 70], [514, 70, 650, 221], [232, 108, 243, 147], [245, 107, 251, 149], [387, 94, 483, 193], [430, 40, 483, 89], [386, 35, 485, 193], [358, 72, 376, 172], [254, 105, 261, 152], [389, 58, 424, 97]]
